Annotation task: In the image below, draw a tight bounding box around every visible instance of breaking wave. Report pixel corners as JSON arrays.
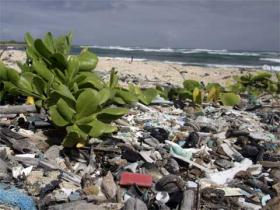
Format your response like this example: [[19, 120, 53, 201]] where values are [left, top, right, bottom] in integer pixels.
[[81, 46, 262, 56], [74, 46, 280, 70], [260, 58, 280, 63]]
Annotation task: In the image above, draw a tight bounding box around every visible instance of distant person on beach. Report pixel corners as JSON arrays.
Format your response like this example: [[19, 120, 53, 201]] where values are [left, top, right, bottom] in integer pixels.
[[130, 56, 134, 63]]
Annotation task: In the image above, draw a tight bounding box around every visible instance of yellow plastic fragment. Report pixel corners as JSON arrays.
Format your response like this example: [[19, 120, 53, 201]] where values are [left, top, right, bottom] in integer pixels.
[[76, 142, 86, 148], [26, 96, 35, 105]]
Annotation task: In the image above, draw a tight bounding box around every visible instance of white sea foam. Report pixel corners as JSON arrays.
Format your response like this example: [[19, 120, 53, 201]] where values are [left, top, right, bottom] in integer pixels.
[[81, 45, 135, 51], [260, 58, 280, 63], [262, 65, 280, 71], [81, 46, 263, 56], [188, 63, 262, 69], [179, 48, 228, 54], [182, 62, 280, 71], [163, 61, 186, 65], [81, 45, 176, 53], [100, 56, 147, 62], [209, 52, 260, 56], [180, 49, 260, 56]]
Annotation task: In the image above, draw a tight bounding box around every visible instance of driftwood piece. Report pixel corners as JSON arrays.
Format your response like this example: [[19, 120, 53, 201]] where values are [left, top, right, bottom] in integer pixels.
[[0, 114, 17, 118], [259, 161, 280, 168], [0, 104, 37, 114]]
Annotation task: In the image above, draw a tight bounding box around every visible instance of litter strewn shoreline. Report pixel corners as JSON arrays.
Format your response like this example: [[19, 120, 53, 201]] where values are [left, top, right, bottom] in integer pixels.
[[0, 47, 279, 210]]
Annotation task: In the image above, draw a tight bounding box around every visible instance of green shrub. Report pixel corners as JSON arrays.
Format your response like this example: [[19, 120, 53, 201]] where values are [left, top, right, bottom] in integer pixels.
[[0, 32, 130, 147]]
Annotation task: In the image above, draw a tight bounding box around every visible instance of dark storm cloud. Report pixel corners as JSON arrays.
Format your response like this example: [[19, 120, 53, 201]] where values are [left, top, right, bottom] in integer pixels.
[[0, 0, 279, 51]]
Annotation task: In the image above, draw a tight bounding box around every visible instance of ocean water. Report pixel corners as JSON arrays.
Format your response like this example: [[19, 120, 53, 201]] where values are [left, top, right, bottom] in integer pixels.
[[73, 46, 280, 71]]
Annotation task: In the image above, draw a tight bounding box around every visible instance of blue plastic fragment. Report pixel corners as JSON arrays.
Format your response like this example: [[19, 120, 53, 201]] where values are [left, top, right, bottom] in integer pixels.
[[0, 183, 37, 210]]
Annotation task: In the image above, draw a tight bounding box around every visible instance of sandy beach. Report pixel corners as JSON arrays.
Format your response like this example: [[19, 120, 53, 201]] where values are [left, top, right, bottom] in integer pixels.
[[1, 49, 260, 87]]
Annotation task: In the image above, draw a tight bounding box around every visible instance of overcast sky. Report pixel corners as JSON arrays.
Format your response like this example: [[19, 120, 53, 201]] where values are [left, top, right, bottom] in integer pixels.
[[0, 0, 279, 51]]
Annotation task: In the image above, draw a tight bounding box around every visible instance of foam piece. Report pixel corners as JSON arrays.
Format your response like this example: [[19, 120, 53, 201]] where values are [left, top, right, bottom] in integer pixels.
[[0, 183, 37, 210]]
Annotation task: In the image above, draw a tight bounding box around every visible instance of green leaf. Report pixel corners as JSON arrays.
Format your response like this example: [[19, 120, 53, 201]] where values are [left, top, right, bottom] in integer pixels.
[[116, 89, 137, 104], [26, 47, 39, 60], [76, 89, 100, 119], [35, 100, 43, 107], [2, 81, 18, 94], [178, 89, 192, 100], [88, 119, 117, 138], [50, 53, 67, 70], [54, 34, 72, 55], [207, 86, 220, 102], [53, 68, 66, 84], [47, 91, 75, 108], [62, 124, 87, 147], [112, 96, 126, 105], [52, 83, 76, 103], [32, 60, 54, 81], [75, 72, 104, 90], [75, 113, 97, 125], [17, 62, 31, 73], [276, 72, 280, 81], [0, 63, 8, 80], [267, 83, 278, 93], [17, 74, 33, 92], [7, 68, 20, 84], [65, 33, 73, 49], [156, 86, 170, 99], [32, 76, 47, 97], [138, 88, 158, 105], [109, 68, 118, 88], [206, 83, 222, 91], [66, 56, 79, 83], [97, 107, 128, 122], [56, 98, 76, 122], [239, 74, 253, 85], [77, 48, 98, 71], [252, 72, 271, 82], [24, 32, 34, 47], [183, 80, 201, 91], [220, 93, 240, 106], [192, 87, 202, 104], [49, 105, 70, 127], [98, 88, 111, 105], [34, 39, 52, 58], [43, 32, 55, 53]]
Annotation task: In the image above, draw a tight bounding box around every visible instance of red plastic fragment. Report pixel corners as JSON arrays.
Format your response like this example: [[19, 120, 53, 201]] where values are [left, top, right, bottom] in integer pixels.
[[119, 172, 153, 187]]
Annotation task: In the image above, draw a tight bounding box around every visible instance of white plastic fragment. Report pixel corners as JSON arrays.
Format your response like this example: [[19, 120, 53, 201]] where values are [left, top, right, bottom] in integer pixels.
[[218, 187, 247, 196], [124, 162, 138, 173], [60, 181, 80, 196], [15, 154, 36, 158], [166, 140, 212, 173], [156, 191, 170, 204], [139, 151, 154, 163], [12, 166, 23, 178], [261, 194, 271, 206], [187, 181, 198, 188], [133, 102, 153, 112], [12, 165, 33, 178], [151, 96, 173, 105], [11, 127, 34, 137], [206, 158, 253, 185], [151, 151, 162, 161], [249, 132, 270, 141], [166, 140, 192, 160], [220, 143, 243, 160], [123, 193, 132, 202], [248, 164, 262, 176]]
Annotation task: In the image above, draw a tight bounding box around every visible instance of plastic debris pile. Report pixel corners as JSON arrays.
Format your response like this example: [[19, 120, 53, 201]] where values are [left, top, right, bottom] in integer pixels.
[[0, 99, 279, 210]]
